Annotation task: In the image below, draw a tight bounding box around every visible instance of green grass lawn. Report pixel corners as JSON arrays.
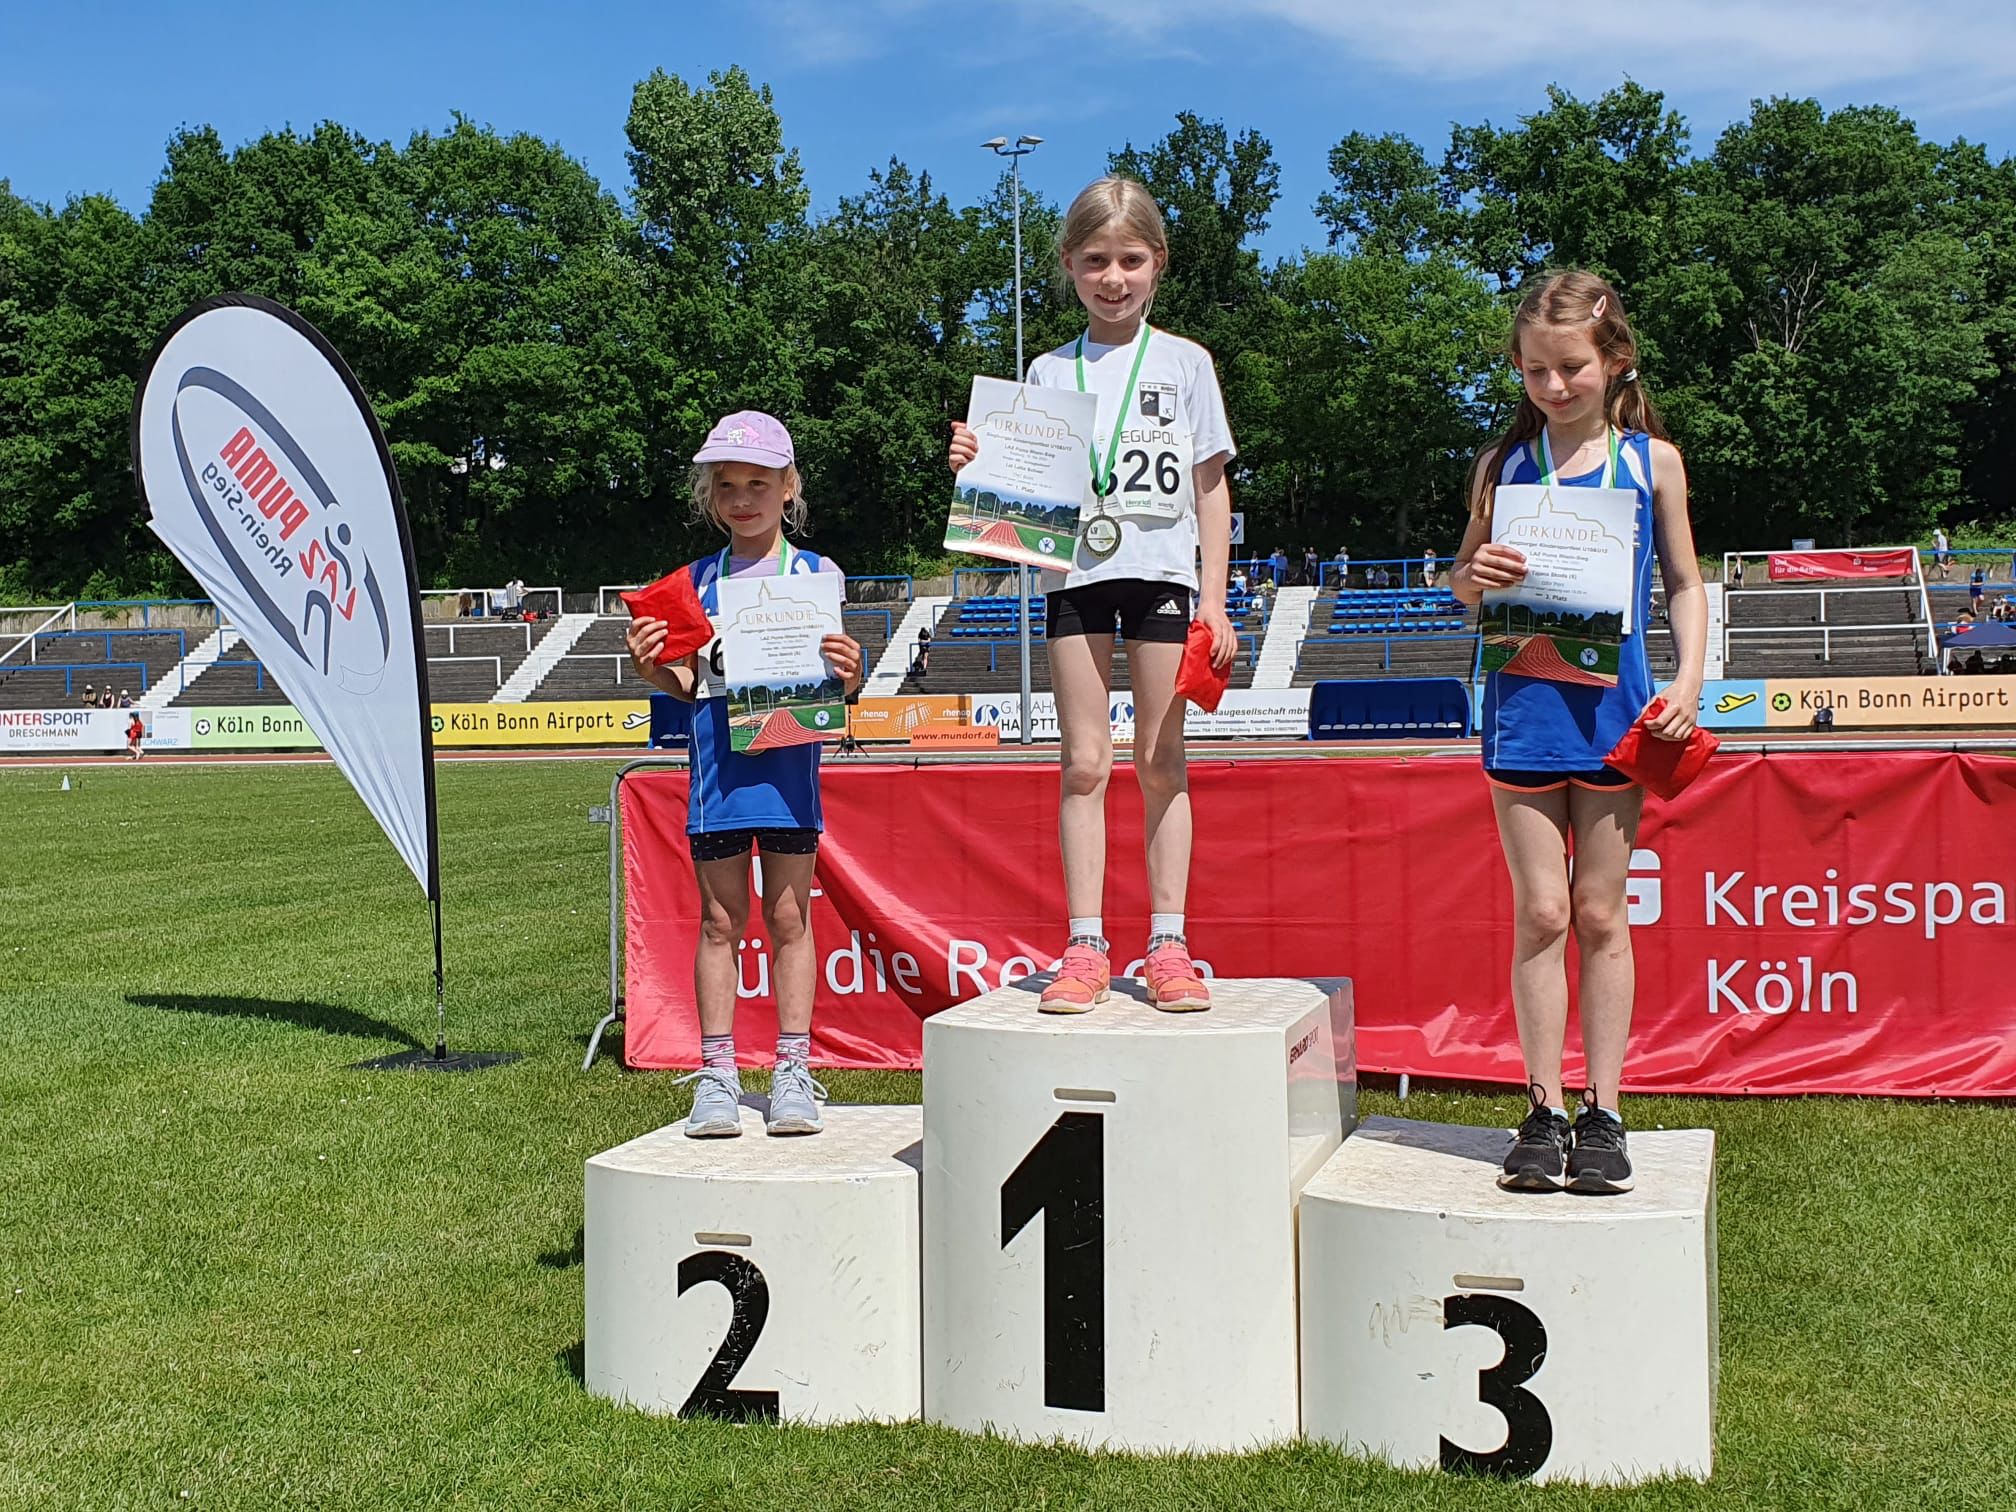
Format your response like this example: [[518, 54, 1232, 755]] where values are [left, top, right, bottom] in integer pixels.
[[2, 760, 2012, 1509]]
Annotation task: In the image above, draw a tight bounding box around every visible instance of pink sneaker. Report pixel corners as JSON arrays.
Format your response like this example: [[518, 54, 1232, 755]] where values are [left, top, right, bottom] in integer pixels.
[[1143, 941, 1211, 1013], [1039, 943, 1110, 1014]]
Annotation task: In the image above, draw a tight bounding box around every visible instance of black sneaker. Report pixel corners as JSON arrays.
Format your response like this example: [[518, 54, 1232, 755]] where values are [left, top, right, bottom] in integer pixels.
[[1498, 1084, 1570, 1192], [1567, 1091, 1634, 1194]]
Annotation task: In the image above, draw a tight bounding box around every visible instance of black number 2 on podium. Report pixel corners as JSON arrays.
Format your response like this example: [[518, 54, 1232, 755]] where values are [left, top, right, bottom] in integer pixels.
[[1000, 1111, 1105, 1412], [1440, 1292, 1552, 1479], [677, 1249, 780, 1422]]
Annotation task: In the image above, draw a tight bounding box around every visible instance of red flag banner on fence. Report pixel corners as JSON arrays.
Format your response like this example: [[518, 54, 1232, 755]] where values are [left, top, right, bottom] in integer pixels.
[[1768, 548, 1918, 581], [620, 752, 2016, 1097]]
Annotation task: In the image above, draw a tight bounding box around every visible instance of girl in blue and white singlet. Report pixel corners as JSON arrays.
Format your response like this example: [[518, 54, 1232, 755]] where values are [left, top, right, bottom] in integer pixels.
[[624, 411, 864, 1141], [1449, 272, 1708, 1196]]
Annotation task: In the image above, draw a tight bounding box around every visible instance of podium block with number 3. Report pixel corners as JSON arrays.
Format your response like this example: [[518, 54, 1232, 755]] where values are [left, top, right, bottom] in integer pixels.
[[1298, 1117, 1717, 1485], [585, 1104, 922, 1425], [923, 977, 1355, 1451]]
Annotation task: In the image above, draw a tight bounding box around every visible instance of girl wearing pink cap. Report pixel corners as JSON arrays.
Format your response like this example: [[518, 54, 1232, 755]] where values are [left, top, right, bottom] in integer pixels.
[[949, 177, 1238, 1014], [626, 412, 864, 1138]]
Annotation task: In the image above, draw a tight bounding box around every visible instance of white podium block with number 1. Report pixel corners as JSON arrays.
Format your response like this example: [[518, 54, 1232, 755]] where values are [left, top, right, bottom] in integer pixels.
[[924, 977, 1354, 1452], [585, 1104, 922, 1425], [1299, 1117, 1717, 1485]]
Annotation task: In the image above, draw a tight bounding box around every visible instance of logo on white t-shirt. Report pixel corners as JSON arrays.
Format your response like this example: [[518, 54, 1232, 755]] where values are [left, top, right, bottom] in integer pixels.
[[1138, 382, 1177, 423]]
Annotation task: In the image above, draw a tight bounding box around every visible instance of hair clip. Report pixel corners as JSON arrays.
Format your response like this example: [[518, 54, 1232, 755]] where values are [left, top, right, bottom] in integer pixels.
[[1590, 296, 1608, 321], [1622, 367, 1639, 383]]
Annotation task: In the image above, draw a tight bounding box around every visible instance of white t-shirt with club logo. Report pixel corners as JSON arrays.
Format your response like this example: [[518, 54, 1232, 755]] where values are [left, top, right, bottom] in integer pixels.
[[1026, 327, 1235, 593]]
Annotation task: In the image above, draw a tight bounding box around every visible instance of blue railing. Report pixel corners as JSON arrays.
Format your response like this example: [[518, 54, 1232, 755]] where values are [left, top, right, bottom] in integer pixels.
[[1239, 555, 1447, 590], [1298, 632, 1479, 674], [33, 628, 189, 660], [8, 661, 153, 695], [181, 658, 267, 693], [955, 634, 1261, 674], [842, 608, 894, 640]]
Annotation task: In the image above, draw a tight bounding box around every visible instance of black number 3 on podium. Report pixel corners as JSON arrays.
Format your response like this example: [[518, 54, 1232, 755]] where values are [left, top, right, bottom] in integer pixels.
[[1440, 1292, 1553, 1479], [1000, 1111, 1105, 1412]]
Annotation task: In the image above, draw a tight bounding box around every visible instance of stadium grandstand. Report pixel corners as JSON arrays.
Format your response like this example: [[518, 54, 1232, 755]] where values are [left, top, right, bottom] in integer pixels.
[[0, 547, 1998, 722]]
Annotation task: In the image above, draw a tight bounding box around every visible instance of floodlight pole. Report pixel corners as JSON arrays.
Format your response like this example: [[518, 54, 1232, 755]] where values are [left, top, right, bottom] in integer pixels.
[[988, 134, 1043, 744]]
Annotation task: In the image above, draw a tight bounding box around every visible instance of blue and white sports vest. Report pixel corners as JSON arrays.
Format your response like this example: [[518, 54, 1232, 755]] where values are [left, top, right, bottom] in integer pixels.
[[685, 545, 840, 834], [1481, 432, 1657, 772]]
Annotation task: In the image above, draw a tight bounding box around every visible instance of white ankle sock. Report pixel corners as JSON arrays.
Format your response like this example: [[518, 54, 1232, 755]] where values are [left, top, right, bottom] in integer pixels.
[[1067, 916, 1104, 946], [1148, 913, 1184, 944]]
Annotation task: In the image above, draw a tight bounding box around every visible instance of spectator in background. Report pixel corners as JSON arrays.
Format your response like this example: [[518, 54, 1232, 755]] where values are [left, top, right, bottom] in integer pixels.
[[1995, 595, 2015, 624], [1269, 546, 1288, 586], [1303, 545, 1320, 586], [1230, 563, 1248, 595], [1421, 548, 1438, 588], [1971, 565, 1987, 614], [1730, 555, 1747, 588], [913, 623, 931, 682], [457, 590, 473, 618], [1933, 526, 1951, 580], [117, 689, 133, 709], [80, 683, 95, 706], [505, 577, 526, 613], [125, 711, 145, 761], [98, 687, 116, 709], [1964, 649, 1987, 675]]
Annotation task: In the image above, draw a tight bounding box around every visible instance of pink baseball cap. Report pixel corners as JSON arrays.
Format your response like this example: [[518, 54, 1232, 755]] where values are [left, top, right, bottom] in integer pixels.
[[693, 410, 794, 468]]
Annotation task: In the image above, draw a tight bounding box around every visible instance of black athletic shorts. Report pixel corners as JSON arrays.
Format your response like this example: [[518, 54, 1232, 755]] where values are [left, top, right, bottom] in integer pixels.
[[689, 827, 821, 863], [1484, 766, 1635, 793], [1046, 579, 1192, 644]]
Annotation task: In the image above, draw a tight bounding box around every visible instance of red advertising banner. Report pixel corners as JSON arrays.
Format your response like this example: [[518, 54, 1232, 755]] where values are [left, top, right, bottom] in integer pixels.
[[622, 753, 2016, 1097], [1767, 548, 1918, 581]]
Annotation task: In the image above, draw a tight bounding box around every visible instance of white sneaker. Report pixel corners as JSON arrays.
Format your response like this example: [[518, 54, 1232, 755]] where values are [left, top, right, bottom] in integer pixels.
[[766, 1060, 828, 1136], [677, 1065, 743, 1138]]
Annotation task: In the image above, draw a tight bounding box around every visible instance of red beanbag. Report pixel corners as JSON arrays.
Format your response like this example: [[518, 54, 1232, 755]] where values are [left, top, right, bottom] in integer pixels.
[[619, 569, 715, 664], [1605, 698, 1719, 800], [1176, 618, 1231, 712]]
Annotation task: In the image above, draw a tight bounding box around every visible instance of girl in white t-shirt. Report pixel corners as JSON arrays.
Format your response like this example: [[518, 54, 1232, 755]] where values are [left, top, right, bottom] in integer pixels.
[[949, 176, 1237, 1014]]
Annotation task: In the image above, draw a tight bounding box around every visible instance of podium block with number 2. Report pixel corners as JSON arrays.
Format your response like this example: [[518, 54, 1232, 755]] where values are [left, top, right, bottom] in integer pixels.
[[585, 1104, 922, 1425], [923, 977, 1355, 1452], [1298, 1117, 1717, 1485]]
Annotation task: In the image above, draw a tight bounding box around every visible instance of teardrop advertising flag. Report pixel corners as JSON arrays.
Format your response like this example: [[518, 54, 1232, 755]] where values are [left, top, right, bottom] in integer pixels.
[[131, 294, 438, 899]]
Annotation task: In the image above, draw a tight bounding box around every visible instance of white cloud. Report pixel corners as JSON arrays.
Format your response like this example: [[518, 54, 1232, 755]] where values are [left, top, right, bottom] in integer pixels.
[[1001, 0, 2016, 115]]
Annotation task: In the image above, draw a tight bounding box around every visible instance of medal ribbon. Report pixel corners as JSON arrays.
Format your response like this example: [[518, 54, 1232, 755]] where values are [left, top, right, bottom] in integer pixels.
[[1076, 325, 1154, 498], [1536, 426, 1621, 489], [717, 538, 795, 581]]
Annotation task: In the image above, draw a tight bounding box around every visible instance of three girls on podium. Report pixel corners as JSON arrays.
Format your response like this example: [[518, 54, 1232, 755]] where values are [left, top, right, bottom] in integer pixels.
[[632, 176, 1708, 1190]]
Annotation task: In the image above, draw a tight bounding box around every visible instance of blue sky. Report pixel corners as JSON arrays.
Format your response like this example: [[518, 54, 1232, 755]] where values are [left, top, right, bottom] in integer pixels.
[[4, 1, 2013, 259]]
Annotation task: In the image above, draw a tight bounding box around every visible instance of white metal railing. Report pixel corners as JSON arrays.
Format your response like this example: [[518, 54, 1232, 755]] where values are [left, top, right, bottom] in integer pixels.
[[1722, 584, 1933, 667], [1914, 554, 1942, 673], [597, 584, 642, 616], [1723, 623, 1936, 665], [425, 654, 504, 688], [560, 652, 644, 686], [0, 604, 79, 668], [426, 622, 533, 655], [420, 585, 563, 620]]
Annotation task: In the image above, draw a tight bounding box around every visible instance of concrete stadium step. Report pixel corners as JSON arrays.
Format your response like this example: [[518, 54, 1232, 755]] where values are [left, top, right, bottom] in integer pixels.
[[866, 597, 951, 695], [1251, 586, 1316, 690], [148, 627, 239, 709], [497, 612, 597, 702]]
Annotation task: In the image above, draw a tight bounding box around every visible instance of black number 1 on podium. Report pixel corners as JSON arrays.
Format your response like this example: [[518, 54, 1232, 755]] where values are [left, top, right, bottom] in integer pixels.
[[1000, 1111, 1105, 1412]]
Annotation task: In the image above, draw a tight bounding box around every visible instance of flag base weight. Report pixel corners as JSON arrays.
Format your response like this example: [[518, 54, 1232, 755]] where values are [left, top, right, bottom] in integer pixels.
[[348, 1047, 521, 1073]]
